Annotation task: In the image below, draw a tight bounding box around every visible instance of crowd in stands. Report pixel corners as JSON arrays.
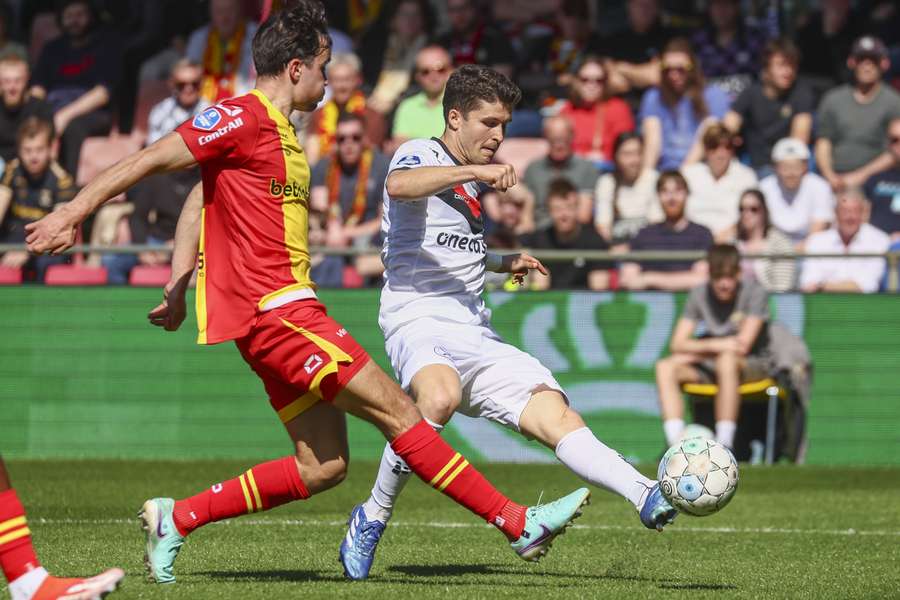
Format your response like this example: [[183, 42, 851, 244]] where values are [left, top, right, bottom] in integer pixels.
[[0, 0, 899, 293]]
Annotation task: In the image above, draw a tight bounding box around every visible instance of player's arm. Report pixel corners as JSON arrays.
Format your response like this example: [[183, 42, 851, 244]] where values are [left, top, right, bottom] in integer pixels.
[[148, 181, 203, 332], [25, 132, 197, 255], [386, 163, 517, 200]]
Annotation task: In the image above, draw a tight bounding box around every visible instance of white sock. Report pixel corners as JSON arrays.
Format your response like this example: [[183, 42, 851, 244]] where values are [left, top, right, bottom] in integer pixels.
[[663, 418, 685, 446], [555, 427, 653, 509], [715, 420, 737, 448], [9, 567, 48, 600], [364, 418, 444, 523]]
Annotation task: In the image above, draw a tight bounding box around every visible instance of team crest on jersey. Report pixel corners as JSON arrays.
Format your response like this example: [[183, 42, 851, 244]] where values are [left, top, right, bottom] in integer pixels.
[[396, 154, 421, 167], [193, 108, 222, 131]]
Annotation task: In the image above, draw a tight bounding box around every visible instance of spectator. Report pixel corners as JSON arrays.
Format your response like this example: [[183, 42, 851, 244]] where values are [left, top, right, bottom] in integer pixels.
[[0, 117, 76, 281], [594, 131, 662, 245], [519, 177, 611, 290], [620, 170, 714, 291], [795, 0, 863, 92], [307, 206, 345, 289], [521, 115, 599, 231], [436, 0, 516, 79], [639, 37, 731, 171], [308, 53, 387, 164], [146, 59, 210, 145], [759, 138, 834, 247], [310, 113, 390, 250], [30, 0, 121, 177], [735, 189, 796, 292], [390, 45, 452, 143], [0, 2, 25, 60], [864, 117, 900, 241], [800, 189, 890, 293], [100, 169, 199, 285], [360, 0, 432, 115], [0, 55, 53, 163], [815, 36, 900, 193], [558, 56, 635, 165], [486, 188, 529, 250], [682, 122, 757, 242], [655, 244, 771, 449], [185, 0, 257, 104], [724, 38, 815, 175], [691, 0, 767, 100]]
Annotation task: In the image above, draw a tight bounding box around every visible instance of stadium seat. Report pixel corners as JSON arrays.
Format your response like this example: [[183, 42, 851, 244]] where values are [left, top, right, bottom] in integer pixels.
[[133, 79, 172, 137], [0, 266, 23, 284], [77, 136, 143, 186], [45, 264, 108, 286], [682, 378, 785, 465], [129, 264, 172, 287], [342, 265, 364, 288], [493, 138, 549, 178]]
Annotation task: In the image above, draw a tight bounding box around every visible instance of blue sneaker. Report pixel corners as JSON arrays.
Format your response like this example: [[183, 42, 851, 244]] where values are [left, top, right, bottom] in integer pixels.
[[510, 487, 590, 562], [639, 483, 678, 531], [138, 498, 184, 583], [339, 504, 386, 580]]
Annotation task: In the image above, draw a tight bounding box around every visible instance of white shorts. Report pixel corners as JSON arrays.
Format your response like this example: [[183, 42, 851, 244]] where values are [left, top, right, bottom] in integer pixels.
[[384, 317, 565, 431]]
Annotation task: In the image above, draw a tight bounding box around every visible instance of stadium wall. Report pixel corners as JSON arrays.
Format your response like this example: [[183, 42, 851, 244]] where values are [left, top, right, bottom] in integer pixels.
[[1, 288, 897, 465]]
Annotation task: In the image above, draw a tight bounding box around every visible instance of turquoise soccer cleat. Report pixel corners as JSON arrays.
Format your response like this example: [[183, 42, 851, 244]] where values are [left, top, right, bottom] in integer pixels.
[[639, 482, 678, 531], [138, 498, 184, 584], [510, 487, 591, 562]]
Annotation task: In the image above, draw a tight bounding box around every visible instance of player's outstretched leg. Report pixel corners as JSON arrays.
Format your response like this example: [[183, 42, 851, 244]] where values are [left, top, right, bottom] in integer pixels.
[[0, 459, 124, 600]]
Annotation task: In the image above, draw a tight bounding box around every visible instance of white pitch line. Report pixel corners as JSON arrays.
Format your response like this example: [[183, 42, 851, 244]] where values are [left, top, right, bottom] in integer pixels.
[[31, 517, 900, 538]]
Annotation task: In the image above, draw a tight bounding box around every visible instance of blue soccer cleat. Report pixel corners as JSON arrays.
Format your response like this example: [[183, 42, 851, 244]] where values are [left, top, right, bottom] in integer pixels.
[[639, 482, 678, 531], [138, 498, 184, 584], [339, 504, 386, 580], [510, 487, 591, 562]]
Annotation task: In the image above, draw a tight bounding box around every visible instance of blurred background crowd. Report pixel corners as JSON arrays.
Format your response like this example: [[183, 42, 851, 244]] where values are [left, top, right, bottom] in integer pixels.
[[0, 0, 899, 292]]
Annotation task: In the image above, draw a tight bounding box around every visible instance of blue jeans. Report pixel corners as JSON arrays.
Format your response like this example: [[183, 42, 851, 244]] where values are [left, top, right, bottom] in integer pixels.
[[101, 236, 166, 285]]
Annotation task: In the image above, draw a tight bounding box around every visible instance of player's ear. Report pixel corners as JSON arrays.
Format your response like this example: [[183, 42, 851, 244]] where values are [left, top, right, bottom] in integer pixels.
[[288, 59, 303, 84], [447, 108, 462, 131]]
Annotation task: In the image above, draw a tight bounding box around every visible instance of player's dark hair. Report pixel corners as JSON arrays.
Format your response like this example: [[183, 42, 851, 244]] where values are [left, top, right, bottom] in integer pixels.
[[442, 64, 521, 122], [547, 177, 577, 201], [656, 170, 689, 193], [252, 0, 331, 77], [708, 244, 741, 278], [16, 116, 54, 147]]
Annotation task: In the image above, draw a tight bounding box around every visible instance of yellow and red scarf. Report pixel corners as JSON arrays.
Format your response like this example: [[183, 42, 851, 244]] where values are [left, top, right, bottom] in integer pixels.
[[326, 148, 373, 226], [348, 0, 382, 37], [318, 91, 367, 156], [201, 21, 246, 103]]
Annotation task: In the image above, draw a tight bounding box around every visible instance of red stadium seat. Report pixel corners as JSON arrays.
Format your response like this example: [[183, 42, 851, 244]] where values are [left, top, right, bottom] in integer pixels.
[[342, 265, 363, 288], [129, 264, 172, 287], [493, 138, 549, 178], [45, 265, 108, 286], [0, 266, 23, 284], [76, 136, 143, 186]]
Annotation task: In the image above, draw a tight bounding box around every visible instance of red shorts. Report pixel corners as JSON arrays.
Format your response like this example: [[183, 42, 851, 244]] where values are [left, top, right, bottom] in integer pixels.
[[235, 299, 371, 423]]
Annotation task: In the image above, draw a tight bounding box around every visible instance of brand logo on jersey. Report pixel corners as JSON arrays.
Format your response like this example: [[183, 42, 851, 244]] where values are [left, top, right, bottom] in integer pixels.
[[452, 185, 482, 218], [214, 104, 243, 118], [396, 154, 421, 167], [193, 107, 222, 131], [436, 231, 487, 254], [270, 178, 309, 200], [197, 117, 244, 146], [304, 354, 323, 374]]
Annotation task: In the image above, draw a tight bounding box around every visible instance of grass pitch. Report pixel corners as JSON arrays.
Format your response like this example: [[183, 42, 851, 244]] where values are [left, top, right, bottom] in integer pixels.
[[5, 460, 899, 599]]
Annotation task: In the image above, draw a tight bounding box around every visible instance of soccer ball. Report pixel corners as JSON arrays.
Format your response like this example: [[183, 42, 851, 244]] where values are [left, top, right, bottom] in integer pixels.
[[657, 437, 738, 516]]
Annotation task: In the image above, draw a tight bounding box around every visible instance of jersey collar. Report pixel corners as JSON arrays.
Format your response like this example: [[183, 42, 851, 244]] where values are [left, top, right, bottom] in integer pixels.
[[431, 137, 463, 165]]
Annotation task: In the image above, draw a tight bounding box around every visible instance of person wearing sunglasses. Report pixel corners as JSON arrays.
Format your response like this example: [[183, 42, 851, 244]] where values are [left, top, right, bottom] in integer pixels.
[[735, 189, 795, 292], [147, 59, 210, 145], [863, 117, 900, 242], [639, 37, 731, 172], [391, 45, 453, 144]]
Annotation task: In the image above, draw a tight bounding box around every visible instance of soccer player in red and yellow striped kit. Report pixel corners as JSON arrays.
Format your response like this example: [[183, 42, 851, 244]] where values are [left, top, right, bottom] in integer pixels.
[[25, 0, 589, 583]]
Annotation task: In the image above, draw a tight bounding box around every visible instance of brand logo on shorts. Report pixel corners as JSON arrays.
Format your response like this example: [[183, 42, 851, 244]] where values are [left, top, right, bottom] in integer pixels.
[[304, 354, 324, 374], [211, 483, 223, 493], [336, 328, 347, 338], [193, 108, 222, 130]]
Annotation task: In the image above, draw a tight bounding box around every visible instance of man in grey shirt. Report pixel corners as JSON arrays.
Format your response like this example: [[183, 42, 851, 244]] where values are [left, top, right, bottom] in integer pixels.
[[654, 244, 770, 450], [815, 36, 900, 192]]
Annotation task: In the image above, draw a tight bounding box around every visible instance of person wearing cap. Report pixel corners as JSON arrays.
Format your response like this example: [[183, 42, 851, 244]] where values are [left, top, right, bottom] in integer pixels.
[[759, 137, 834, 248], [814, 35, 900, 193], [863, 117, 900, 242]]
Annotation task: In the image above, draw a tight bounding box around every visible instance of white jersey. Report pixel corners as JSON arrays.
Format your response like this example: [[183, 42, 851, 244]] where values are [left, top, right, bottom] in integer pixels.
[[379, 138, 491, 336]]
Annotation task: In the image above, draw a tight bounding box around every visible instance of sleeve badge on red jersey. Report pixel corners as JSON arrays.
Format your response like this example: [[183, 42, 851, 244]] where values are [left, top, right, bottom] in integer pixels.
[[193, 108, 222, 131]]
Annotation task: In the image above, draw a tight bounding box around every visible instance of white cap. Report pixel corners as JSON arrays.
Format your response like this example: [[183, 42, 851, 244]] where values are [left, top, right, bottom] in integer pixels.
[[771, 138, 810, 162]]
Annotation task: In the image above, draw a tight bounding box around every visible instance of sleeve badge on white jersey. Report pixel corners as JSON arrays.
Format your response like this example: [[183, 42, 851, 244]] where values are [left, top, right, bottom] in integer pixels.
[[396, 154, 421, 167]]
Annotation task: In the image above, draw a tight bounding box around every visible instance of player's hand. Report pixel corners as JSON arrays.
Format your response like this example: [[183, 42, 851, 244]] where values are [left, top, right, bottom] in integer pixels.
[[24, 207, 78, 255], [471, 164, 517, 192], [148, 277, 187, 331], [504, 252, 549, 285]]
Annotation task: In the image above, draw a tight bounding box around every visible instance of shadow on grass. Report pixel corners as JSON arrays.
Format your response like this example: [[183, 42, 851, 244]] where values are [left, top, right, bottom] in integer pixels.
[[197, 570, 346, 583]]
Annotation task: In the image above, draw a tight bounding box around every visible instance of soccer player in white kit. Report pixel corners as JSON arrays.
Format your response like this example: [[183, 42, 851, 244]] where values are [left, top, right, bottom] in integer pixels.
[[339, 65, 678, 580]]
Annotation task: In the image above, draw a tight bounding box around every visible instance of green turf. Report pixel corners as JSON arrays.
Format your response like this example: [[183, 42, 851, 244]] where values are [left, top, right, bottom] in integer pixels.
[[4, 460, 899, 599]]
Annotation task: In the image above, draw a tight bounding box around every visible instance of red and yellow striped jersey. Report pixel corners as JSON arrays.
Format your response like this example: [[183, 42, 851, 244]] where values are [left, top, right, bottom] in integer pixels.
[[176, 90, 313, 344]]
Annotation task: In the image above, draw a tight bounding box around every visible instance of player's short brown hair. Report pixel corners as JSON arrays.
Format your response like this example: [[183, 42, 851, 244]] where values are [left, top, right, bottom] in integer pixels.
[[16, 116, 53, 147], [442, 64, 521, 122], [708, 244, 741, 278], [252, 0, 330, 77]]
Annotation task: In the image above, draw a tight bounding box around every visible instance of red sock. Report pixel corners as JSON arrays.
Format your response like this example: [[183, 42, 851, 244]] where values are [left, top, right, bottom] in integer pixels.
[[172, 456, 309, 536], [0, 489, 41, 583], [391, 420, 526, 540]]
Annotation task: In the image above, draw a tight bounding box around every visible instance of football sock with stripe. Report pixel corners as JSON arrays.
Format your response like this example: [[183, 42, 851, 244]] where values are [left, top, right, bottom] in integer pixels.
[[0, 489, 50, 599], [390, 420, 526, 540], [172, 456, 309, 536]]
